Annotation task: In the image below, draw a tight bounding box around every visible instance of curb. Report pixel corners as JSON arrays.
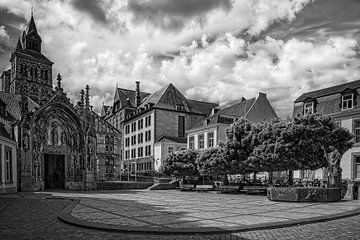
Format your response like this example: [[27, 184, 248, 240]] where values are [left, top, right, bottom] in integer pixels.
[[58, 201, 360, 235]]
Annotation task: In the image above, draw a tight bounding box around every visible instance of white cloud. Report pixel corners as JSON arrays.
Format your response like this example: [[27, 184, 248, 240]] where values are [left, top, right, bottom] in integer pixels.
[[0, 26, 9, 40], [159, 35, 360, 117]]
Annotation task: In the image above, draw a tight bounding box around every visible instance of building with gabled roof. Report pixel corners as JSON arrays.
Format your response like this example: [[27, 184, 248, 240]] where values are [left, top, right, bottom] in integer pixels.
[[293, 79, 360, 186], [186, 92, 278, 151], [121, 83, 218, 173]]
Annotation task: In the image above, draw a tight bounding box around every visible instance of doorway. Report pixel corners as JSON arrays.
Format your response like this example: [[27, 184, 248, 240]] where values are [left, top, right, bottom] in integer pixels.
[[44, 154, 65, 189]]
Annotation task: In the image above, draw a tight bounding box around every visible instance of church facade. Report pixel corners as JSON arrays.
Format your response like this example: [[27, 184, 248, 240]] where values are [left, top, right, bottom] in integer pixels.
[[0, 14, 121, 192]]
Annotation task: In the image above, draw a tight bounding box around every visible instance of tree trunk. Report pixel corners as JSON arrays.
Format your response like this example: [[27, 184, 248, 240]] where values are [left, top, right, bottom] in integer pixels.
[[269, 172, 273, 185], [288, 170, 293, 186]]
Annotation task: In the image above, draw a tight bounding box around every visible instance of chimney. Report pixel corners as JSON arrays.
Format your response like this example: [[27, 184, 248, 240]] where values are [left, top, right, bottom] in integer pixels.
[[135, 81, 141, 107]]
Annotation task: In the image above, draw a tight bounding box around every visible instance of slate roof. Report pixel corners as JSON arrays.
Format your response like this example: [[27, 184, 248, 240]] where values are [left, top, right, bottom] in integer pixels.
[[116, 88, 150, 108], [0, 92, 39, 125], [188, 100, 218, 117], [13, 49, 52, 64], [139, 83, 218, 115], [189, 97, 256, 130], [155, 135, 187, 143], [295, 79, 360, 103]]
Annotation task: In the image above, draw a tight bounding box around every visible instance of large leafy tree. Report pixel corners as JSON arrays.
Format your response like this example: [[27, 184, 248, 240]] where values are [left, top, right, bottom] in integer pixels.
[[248, 114, 354, 172], [161, 150, 199, 178]]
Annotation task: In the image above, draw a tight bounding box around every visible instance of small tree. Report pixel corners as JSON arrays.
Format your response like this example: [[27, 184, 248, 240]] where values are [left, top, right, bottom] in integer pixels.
[[161, 150, 199, 179], [197, 147, 229, 182], [223, 117, 257, 175]]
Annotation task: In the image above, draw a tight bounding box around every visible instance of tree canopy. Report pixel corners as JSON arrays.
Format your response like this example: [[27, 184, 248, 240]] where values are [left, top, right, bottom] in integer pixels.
[[161, 150, 199, 178]]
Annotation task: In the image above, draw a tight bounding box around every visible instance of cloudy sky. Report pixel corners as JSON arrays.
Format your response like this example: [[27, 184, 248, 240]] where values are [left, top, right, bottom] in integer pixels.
[[0, 0, 359, 117]]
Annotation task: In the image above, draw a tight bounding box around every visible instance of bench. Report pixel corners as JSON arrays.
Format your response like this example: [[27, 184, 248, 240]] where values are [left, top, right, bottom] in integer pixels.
[[218, 185, 240, 193], [243, 186, 268, 195], [195, 185, 214, 192], [180, 184, 195, 191]]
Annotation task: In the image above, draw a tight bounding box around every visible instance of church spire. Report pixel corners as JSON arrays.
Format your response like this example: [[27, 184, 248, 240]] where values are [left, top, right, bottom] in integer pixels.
[[23, 10, 42, 52], [15, 37, 22, 52]]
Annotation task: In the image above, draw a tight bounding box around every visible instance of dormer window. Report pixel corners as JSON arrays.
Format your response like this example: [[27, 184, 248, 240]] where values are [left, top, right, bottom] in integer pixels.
[[303, 102, 314, 116], [342, 94, 354, 110]]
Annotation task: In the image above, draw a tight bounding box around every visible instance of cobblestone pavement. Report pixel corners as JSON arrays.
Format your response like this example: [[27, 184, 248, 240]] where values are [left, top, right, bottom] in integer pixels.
[[47, 190, 360, 233], [0, 191, 360, 240]]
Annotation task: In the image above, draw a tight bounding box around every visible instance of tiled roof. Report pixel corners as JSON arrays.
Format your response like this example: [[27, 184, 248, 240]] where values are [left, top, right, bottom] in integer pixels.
[[295, 79, 360, 102], [188, 100, 218, 117], [220, 98, 255, 117], [117, 88, 150, 108], [0, 92, 39, 125], [155, 135, 187, 143], [188, 98, 255, 130], [139, 83, 218, 115]]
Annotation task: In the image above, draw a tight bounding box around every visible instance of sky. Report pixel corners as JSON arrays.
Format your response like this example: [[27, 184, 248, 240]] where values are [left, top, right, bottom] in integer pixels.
[[0, 0, 359, 118]]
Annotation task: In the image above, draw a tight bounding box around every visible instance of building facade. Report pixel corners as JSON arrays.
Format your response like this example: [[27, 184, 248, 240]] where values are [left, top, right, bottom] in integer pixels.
[[0, 14, 122, 191], [293, 80, 360, 182], [0, 124, 17, 194], [187, 92, 278, 151], [122, 83, 218, 173]]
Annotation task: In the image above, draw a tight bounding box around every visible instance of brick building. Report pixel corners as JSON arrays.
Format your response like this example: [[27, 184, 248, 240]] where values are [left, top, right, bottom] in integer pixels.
[[186, 92, 278, 151], [122, 83, 218, 173], [293, 79, 360, 182]]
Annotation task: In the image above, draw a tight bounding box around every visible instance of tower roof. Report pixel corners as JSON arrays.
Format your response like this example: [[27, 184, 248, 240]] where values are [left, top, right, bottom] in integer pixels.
[[25, 14, 41, 41], [15, 38, 22, 52]]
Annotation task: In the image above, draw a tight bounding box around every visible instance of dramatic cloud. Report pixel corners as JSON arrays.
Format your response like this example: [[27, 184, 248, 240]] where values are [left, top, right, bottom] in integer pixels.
[[71, 0, 107, 24], [161, 35, 360, 117], [0, 0, 359, 118], [128, 0, 232, 31]]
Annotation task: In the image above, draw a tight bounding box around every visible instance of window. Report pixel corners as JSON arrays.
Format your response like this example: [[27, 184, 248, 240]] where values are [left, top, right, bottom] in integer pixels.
[[131, 149, 136, 159], [138, 133, 143, 144], [138, 147, 143, 157], [354, 120, 360, 143], [131, 122, 137, 132], [138, 119, 143, 130], [303, 102, 314, 116], [131, 135, 136, 145], [125, 137, 130, 147], [355, 156, 360, 179], [125, 150, 130, 159], [5, 148, 12, 182], [342, 94, 354, 110], [178, 116, 185, 138], [198, 134, 204, 149], [145, 145, 151, 156], [145, 115, 151, 127], [189, 136, 195, 150], [125, 125, 130, 134], [145, 130, 151, 142], [168, 147, 173, 153], [208, 132, 214, 148]]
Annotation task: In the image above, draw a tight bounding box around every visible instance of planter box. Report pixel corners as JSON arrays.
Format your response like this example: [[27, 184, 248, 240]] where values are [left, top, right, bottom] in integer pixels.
[[97, 181, 153, 190], [267, 187, 341, 202]]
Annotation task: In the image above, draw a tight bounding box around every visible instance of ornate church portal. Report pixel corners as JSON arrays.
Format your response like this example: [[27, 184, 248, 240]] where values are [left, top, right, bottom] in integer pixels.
[[19, 83, 97, 191]]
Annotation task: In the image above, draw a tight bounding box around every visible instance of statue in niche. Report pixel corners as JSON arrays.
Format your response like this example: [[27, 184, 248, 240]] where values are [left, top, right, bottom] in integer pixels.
[[23, 133, 29, 150]]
